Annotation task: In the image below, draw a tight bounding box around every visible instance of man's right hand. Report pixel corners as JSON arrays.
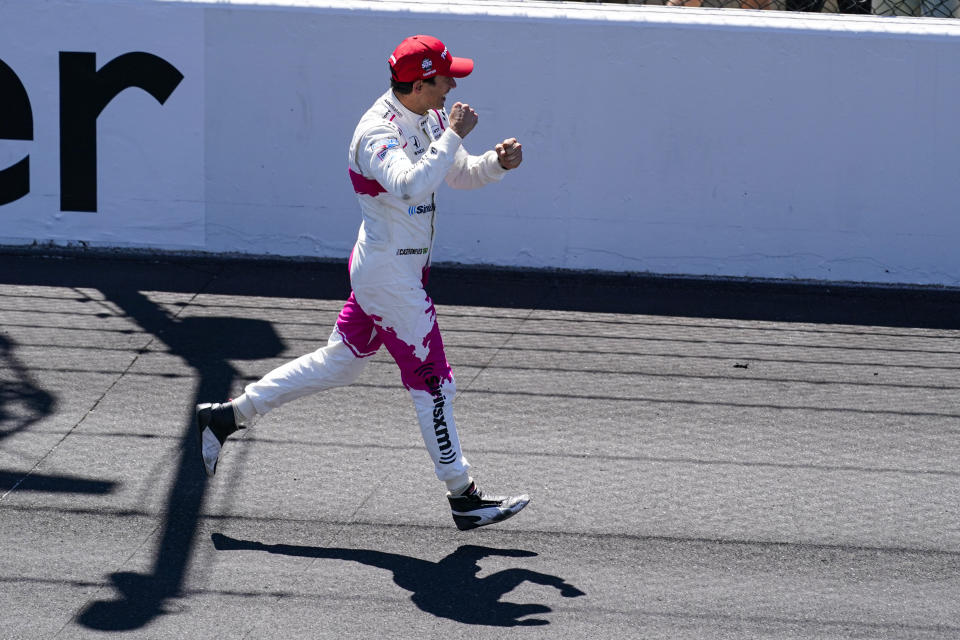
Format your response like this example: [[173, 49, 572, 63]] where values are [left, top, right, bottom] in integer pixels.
[[448, 102, 478, 138]]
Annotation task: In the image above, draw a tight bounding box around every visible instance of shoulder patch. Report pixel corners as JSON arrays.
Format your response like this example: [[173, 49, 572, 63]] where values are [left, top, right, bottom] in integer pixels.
[[374, 137, 401, 162]]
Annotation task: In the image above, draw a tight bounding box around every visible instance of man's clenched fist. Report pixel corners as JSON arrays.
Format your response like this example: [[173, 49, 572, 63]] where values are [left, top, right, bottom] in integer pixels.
[[496, 138, 522, 170], [449, 102, 478, 138]]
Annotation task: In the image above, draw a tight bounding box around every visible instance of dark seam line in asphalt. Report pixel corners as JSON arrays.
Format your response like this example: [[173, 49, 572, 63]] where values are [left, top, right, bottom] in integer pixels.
[[13, 304, 956, 341], [514, 319, 960, 340], [343, 383, 960, 419], [18, 431, 960, 478], [0, 304, 960, 341], [236, 358, 960, 380], [5, 289, 960, 331], [481, 346, 960, 371], [445, 330, 960, 356], [0, 576, 107, 588], [7, 504, 955, 559], [0, 343, 162, 353], [20, 293, 952, 337], [222, 519, 960, 561], [258, 343, 960, 372], [227, 375, 960, 418], [440, 308, 959, 330], [405, 362, 960, 391], [8, 363, 960, 393], [14, 349, 946, 377], [231, 438, 960, 479], [12, 368, 190, 379], [9, 322, 958, 357], [0, 298, 341, 314], [1, 323, 153, 334], [8, 339, 960, 371], [0, 310, 129, 319]]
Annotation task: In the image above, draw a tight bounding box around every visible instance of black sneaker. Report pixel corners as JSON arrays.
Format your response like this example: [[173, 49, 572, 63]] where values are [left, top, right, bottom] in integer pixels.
[[447, 482, 530, 531], [195, 402, 242, 477]]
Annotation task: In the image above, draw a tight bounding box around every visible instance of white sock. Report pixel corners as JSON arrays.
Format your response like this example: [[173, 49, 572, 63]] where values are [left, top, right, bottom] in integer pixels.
[[446, 475, 473, 495], [232, 394, 258, 426]]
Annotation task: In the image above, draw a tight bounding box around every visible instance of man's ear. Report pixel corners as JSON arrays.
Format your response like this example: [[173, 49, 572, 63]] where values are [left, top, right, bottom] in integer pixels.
[[412, 79, 423, 94]]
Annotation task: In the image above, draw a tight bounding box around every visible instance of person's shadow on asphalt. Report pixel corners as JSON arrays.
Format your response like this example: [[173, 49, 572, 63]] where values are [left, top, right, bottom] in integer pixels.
[[212, 533, 585, 626]]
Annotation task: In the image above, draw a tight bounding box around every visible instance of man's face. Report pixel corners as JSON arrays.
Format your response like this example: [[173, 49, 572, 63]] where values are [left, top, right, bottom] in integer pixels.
[[419, 74, 457, 111]]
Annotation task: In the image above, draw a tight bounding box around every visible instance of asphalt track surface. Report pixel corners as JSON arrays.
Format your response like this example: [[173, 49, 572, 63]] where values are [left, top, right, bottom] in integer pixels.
[[1, 252, 959, 639]]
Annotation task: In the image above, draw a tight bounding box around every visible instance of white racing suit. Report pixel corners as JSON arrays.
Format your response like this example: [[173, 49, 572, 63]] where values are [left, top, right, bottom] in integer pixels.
[[240, 89, 507, 490]]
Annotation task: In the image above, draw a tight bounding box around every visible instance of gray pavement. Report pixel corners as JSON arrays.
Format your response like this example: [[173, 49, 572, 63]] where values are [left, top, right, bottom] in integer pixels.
[[1, 252, 959, 639]]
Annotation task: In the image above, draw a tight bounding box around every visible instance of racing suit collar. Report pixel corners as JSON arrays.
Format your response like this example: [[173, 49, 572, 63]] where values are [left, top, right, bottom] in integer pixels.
[[389, 90, 433, 123]]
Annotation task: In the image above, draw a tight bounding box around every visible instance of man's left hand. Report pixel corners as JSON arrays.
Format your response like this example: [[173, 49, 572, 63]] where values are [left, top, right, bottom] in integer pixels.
[[495, 138, 523, 170]]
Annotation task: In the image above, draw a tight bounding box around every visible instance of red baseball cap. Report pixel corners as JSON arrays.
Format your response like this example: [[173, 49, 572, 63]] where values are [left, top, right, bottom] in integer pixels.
[[389, 35, 474, 83]]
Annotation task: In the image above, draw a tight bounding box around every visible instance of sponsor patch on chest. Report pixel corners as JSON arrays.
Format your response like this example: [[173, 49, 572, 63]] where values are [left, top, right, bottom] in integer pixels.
[[407, 202, 435, 216]]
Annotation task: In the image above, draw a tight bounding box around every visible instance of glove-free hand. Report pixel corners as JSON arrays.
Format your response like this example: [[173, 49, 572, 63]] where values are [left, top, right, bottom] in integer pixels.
[[496, 137, 523, 170], [449, 102, 478, 138]]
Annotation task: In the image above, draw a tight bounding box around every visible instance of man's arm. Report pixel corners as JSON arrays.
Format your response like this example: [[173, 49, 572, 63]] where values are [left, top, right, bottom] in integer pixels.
[[445, 137, 522, 190], [442, 104, 523, 190], [444, 146, 507, 190], [358, 123, 462, 202]]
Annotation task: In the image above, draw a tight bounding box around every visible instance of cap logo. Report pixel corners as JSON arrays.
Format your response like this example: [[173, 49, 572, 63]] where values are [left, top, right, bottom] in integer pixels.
[[421, 58, 432, 71], [440, 47, 449, 61]]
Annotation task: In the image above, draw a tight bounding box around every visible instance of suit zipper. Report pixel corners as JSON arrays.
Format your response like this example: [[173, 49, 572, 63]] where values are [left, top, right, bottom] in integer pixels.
[[428, 193, 436, 263]]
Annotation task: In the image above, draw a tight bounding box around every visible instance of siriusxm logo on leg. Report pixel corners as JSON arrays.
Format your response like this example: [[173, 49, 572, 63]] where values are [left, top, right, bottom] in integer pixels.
[[407, 202, 435, 216], [425, 374, 457, 465]]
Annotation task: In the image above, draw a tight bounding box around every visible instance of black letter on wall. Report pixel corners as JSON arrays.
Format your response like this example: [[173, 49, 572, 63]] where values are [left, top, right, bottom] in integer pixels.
[[0, 58, 34, 206], [59, 52, 184, 212]]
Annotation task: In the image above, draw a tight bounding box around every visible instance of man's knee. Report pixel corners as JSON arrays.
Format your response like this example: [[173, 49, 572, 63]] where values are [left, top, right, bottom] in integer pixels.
[[310, 340, 368, 386], [405, 360, 454, 393]]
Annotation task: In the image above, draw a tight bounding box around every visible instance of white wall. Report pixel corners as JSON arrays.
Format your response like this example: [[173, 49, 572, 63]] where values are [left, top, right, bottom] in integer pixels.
[[2, 0, 959, 286]]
